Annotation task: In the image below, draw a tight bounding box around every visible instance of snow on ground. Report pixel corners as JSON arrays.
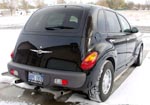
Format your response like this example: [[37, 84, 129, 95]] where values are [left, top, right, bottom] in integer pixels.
[[143, 34, 150, 51], [0, 101, 29, 105], [105, 52, 150, 104], [0, 16, 29, 28], [117, 10, 150, 26], [0, 29, 21, 75]]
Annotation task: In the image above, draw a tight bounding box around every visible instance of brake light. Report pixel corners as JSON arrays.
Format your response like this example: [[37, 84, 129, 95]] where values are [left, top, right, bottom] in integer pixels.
[[62, 80, 68, 86], [81, 51, 98, 71], [11, 51, 14, 59]]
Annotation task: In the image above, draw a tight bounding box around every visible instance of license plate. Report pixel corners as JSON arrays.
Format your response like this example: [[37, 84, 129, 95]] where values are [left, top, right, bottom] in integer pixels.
[[28, 72, 44, 84]]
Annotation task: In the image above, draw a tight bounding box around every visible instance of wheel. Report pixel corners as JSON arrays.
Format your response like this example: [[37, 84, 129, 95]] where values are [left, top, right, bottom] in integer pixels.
[[88, 60, 114, 102], [134, 46, 143, 66]]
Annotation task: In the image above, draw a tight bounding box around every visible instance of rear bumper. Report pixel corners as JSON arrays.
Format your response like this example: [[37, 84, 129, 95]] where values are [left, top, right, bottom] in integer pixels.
[[8, 61, 86, 89]]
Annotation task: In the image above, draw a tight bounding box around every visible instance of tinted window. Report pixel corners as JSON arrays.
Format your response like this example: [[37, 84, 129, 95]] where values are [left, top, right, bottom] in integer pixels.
[[25, 6, 83, 32], [47, 13, 65, 26], [118, 15, 131, 32], [105, 11, 121, 33], [98, 10, 106, 33]]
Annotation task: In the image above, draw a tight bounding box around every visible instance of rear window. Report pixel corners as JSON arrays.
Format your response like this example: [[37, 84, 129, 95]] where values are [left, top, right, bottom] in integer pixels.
[[24, 6, 84, 32]]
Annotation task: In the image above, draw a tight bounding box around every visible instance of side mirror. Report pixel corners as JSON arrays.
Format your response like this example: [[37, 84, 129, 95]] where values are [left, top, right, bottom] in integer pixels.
[[131, 27, 139, 33]]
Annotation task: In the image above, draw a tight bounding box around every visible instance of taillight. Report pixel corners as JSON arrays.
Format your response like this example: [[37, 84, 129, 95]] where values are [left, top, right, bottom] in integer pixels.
[[54, 79, 68, 86], [11, 51, 14, 59], [10, 69, 18, 76], [81, 51, 98, 71]]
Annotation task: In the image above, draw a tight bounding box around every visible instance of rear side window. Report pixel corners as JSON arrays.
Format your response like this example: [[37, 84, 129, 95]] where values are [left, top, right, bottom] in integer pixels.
[[25, 6, 83, 32], [98, 10, 106, 33], [105, 11, 121, 33]]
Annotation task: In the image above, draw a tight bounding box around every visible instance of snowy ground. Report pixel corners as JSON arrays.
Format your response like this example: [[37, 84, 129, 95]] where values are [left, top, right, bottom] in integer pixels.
[[105, 53, 150, 104], [118, 10, 150, 26], [0, 29, 21, 76], [0, 16, 29, 29]]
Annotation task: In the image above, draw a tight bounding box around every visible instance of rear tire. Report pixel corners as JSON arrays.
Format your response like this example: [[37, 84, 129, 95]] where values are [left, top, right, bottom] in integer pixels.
[[88, 60, 114, 102]]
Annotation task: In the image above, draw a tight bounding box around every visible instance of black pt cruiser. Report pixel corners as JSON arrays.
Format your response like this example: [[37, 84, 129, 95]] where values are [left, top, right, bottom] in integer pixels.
[[8, 4, 143, 102]]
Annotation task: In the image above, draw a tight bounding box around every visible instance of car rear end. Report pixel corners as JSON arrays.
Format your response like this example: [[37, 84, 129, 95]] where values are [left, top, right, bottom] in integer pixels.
[[8, 5, 86, 88], [8, 5, 93, 90]]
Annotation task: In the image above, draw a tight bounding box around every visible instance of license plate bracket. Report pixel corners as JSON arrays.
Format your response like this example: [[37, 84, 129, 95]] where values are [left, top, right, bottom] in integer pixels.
[[28, 72, 44, 84]]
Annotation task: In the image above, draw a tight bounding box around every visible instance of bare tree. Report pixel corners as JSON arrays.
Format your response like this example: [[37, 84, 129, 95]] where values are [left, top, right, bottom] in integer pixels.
[[145, 0, 150, 10], [57, 0, 65, 4], [108, 0, 126, 9], [35, 0, 46, 8], [141, 4, 146, 10], [7, 0, 17, 16], [135, 3, 141, 10], [96, 0, 109, 7], [126, 2, 134, 10], [96, 0, 126, 9], [20, 0, 29, 14], [0, 0, 8, 9]]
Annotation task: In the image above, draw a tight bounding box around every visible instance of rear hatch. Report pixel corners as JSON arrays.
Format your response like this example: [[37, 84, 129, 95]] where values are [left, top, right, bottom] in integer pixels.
[[13, 5, 86, 72]]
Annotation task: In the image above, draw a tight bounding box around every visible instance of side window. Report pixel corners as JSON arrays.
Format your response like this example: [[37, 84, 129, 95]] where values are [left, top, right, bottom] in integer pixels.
[[118, 15, 131, 32], [105, 11, 121, 33], [98, 10, 106, 33]]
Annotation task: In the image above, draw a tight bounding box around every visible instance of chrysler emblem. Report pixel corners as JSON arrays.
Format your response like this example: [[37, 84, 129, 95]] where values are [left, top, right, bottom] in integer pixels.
[[30, 49, 53, 54]]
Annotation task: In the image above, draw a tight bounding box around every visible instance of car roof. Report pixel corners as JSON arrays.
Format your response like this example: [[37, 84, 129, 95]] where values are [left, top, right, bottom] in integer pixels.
[[39, 4, 114, 12]]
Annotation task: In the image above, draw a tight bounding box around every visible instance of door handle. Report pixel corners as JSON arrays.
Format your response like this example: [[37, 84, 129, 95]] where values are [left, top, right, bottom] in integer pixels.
[[127, 38, 130, 41]]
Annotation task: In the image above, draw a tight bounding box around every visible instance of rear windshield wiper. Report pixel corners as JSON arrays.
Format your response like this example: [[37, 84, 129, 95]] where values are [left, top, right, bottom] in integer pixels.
[[45, 26, 75, 30]]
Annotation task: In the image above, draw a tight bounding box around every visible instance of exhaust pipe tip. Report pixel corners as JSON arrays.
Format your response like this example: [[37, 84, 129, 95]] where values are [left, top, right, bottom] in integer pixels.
[[61, 91, 64, 95], [15, 79, 23, 84]]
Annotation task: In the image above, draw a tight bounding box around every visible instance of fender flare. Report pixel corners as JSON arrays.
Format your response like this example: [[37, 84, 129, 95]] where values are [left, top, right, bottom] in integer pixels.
[[134, 41, 143, 56], [82, 50, 117, 93]]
